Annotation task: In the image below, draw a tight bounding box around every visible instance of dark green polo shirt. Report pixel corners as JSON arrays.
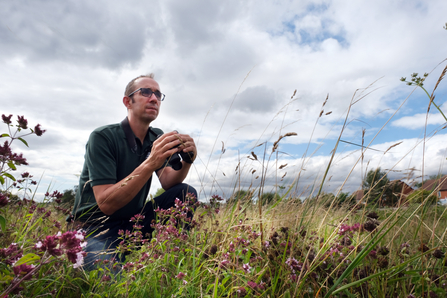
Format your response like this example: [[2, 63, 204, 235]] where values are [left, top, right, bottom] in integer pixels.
[[71, 121, 164, 223]]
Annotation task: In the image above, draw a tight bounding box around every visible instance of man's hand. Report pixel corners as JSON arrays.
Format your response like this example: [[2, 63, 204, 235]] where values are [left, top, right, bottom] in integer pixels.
[[155, 132, 196, 190], [174, 133, 197, 163], [145, 131, 184, 170]]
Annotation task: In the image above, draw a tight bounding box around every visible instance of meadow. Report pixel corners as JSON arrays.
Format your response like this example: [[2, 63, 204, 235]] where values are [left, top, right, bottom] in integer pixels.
[[1, 62, 447, 297]]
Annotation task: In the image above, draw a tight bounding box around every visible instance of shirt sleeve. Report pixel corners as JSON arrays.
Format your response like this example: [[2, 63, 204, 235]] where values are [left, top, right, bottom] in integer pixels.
[[85, 130, 118, 187]]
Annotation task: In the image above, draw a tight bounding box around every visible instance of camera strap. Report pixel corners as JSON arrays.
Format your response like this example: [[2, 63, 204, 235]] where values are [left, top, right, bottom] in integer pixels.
[[121, 117, 158, 154]]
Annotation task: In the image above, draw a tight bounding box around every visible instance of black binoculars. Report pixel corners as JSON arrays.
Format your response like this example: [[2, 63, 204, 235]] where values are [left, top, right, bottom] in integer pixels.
[[156, 134, 194, 171]]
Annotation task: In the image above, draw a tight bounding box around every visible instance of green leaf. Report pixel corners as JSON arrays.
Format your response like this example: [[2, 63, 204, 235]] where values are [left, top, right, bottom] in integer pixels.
[[0, 215, 5, 232], [0, 175, 4, 185], [15, 253, 41, 266], [0, 133, 9, 138], [17, 137, 29, 147], [7, 161, 16, 171], [3, 173, 16, 181]]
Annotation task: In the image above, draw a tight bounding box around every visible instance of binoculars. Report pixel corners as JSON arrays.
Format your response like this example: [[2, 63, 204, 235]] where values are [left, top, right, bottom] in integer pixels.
[[156, 134, 194, 171]]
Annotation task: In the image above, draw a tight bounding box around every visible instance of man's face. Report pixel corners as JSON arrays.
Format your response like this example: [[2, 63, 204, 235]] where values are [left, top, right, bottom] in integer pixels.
[[127, 77, 161, 123]]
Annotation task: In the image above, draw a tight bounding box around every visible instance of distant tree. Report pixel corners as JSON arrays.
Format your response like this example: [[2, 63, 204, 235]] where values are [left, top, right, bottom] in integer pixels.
[[363, 168, 389, 205], [336, 192, 356, 208], [407, 189, 438, 205], [228, 189, 254, 204], [61, 187, 77, 207], [259, 192, 281, 205], [317, 192, 355, 208], [382, 180, 404, 206]]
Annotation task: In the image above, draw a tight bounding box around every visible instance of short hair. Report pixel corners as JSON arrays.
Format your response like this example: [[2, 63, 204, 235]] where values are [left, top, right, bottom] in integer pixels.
[[124, 73, 155, 97]]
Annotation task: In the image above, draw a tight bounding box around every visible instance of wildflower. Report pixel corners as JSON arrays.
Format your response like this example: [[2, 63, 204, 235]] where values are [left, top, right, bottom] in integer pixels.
[[286, 257, 302, 273], [2, 114, 13, 124], [247, 281, 258, 289], [236, 286, 247, 297], [0, 141, 11, 157], [67, 249, 85, 268], [242, 263, 252, 273], [229, 241, 235, 252], [340, 236, 352, 246], [17, 115, 28, 129], [33, 124, 46, 136], [378, 256, 389, 268], [363, 219, 379, 232], [366, 211, 379, 219], [220, 259, 230, 268], [122, 262, 135, 271], [378, 246, 389, 256], [429, 291, 438, 298], [209, 244, 218, 255], [101, 275, 111, 282], [13, 264, 36, 280], [0, 193, 9, 207], [35, 241, 43, 249], [212, 194, 223, 201], [176, 272, 186, 279], [418, 243, 430, 253], [433, 249, 445, 259]]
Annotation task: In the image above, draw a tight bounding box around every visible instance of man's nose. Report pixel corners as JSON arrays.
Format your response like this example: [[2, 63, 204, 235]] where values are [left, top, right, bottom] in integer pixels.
[[148, 93, 158, 103]]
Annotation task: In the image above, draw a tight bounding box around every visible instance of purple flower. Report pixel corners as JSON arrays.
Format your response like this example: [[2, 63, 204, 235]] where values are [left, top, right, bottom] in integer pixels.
[[13, 264, 36, 280], [242, 263, 252, 273], [236, 287, 247, 297], [0, 193, 9, 207], [0, 141, 12, 159], [34, 124, 46, 136], [17, 115, 28, 129], [66, 248, 85, 268], [101, 275, 111, 282], [176, 272, 187, 279], [2, 114, 13, 124], [247, 281, 258, 289]]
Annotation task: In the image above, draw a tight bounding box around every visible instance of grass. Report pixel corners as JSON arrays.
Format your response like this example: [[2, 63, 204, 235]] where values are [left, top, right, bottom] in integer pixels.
[[2, 193, 447, 297]]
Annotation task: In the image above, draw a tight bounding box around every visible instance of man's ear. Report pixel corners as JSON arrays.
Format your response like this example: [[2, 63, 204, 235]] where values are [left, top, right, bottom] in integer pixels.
[[123, 96, 132, 109]]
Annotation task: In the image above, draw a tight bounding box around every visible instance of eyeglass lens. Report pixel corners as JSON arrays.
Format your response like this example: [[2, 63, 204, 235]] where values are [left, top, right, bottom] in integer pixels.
[[141, 88, 163, 100]]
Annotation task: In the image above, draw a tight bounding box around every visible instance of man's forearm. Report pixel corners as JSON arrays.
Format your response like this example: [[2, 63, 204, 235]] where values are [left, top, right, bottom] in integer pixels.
[[158, 162, 191, 190], [93, 163, 156, 215]]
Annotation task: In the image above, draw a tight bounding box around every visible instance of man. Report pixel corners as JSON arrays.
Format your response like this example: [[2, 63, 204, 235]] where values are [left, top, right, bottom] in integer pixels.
[[70, 74, 197, 270]]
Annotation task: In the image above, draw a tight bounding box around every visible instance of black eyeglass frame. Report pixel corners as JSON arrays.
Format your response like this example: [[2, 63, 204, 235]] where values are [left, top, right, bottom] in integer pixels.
[[128, 88, 165, 101]]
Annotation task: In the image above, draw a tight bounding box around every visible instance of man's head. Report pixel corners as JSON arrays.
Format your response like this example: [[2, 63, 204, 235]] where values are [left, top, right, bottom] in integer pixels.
[[123, 74, 162, 124], [124, 73, 155, 101]]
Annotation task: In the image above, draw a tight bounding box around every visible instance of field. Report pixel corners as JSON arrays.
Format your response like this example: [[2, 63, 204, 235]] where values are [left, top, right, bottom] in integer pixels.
[[2, 191, 447, 297]]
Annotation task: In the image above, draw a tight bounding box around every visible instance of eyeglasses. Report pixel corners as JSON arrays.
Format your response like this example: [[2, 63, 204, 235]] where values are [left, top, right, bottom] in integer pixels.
[[128, 88, 165, 101]]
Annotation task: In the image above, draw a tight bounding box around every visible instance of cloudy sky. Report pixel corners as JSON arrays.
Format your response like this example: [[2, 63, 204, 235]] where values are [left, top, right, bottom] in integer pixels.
[[1, 0, 447, 201]]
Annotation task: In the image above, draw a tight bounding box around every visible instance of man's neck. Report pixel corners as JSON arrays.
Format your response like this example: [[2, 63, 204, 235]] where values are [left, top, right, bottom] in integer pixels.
[[127, 115, 150, 143]]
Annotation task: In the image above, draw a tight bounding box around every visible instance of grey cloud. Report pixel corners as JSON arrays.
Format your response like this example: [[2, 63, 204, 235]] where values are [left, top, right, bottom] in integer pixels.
[[230, 85, 277, 113], [165, 0, 242, 55], [0, 0, 152, 69]]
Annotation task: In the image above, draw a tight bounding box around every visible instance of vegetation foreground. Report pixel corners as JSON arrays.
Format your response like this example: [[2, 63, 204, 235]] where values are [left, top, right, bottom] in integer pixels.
[[2, 186, 447, 297]]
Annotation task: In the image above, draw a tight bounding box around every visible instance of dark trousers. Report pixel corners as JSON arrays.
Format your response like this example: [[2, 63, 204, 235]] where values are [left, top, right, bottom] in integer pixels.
[[82, 183, 196, 271]]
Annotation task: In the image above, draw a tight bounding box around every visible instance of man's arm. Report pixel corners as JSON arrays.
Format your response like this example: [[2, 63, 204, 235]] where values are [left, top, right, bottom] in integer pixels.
[[157, 133, 197, 190], [93, 131, 183, 215]]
